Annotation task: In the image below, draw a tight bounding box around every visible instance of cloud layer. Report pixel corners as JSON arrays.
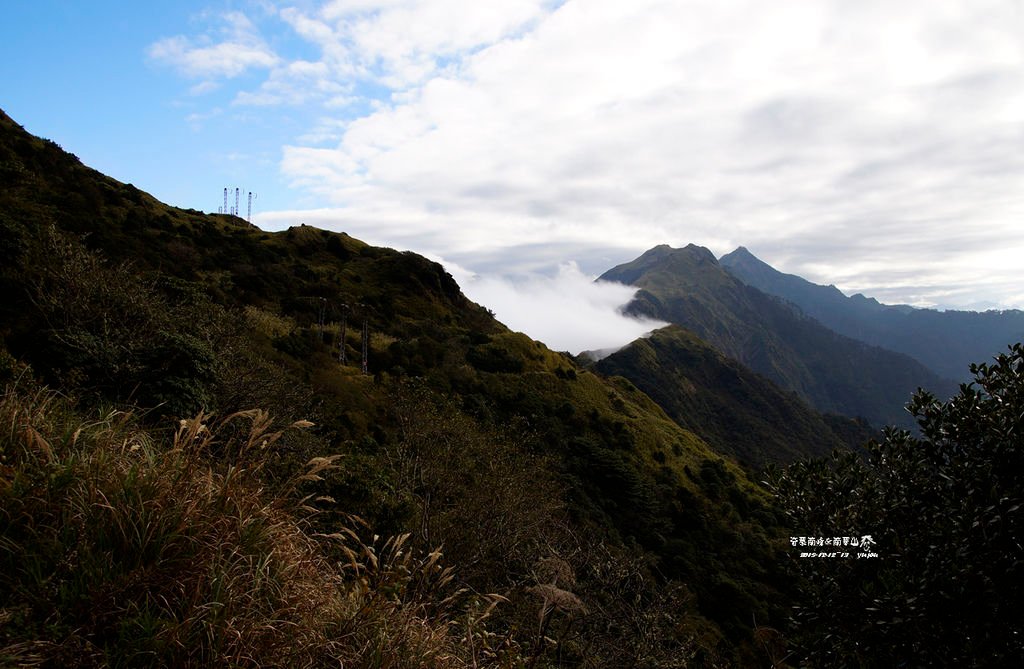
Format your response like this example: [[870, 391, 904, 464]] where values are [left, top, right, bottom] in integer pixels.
[[453, 262, 667, 354], [157, 1, 1024, 311]]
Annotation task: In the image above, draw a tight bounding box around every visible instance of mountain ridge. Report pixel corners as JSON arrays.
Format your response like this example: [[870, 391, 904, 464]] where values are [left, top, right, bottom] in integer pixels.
[[600, 244, 958, 429], [0, 105, 804, 664], [720, 246, 1024, 380], [595, 325, 876, 466]]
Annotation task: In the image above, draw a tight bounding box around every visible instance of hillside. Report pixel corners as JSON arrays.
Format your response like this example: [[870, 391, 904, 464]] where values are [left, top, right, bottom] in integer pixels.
[[720, 246, 1024, 381], [595, 326, 876, 466], [0, 107, 800, 666], [600, 244, 958, 429]]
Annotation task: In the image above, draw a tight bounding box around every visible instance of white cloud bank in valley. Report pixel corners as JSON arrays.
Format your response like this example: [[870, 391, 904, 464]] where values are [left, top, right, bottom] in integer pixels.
[[160, 0, 1024, 311], [436, 260, 666, 355]]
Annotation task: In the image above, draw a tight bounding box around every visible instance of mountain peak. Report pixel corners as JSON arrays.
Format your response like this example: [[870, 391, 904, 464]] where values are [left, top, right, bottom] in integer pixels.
[[682, 243, 718, 264], [599, 244, 730, 295], [719, 245, 769, 269], [635, 243, 718, 265]]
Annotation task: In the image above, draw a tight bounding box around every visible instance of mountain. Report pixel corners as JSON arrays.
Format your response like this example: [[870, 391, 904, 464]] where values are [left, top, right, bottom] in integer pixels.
[[720, 246, 1024, 381], [0, 107, 802, 665], [600, 244, 958, 429], [595, 326, 876, 467]]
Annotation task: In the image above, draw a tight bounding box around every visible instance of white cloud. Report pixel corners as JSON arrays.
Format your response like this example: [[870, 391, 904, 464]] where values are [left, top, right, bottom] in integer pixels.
[[148, 11, 279, 78], [198, 0, 1024, 310], [188, 80, 221, 96], [457, 262, 667, 354], [234, 60, 349, 106], [286, 0, 553, 88], [185, 106, 223, 130]]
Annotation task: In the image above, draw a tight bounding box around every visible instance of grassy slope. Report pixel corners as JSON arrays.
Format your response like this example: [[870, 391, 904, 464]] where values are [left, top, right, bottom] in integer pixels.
[[596, 325, 876, 466], [0, 108, 801, 665]]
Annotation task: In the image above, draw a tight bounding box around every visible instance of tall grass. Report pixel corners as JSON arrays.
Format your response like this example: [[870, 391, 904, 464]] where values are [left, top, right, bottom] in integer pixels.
[[0, 383, 516, 667]]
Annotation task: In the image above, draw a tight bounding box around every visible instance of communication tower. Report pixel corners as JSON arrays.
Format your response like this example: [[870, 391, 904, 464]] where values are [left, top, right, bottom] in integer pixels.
[[338, 303, 350, 364], [361, 318, 369, 375], [318, 297, 327, 341]]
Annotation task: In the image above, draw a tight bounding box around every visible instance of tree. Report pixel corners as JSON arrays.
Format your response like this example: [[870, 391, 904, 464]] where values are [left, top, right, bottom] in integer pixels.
[[769, 343, 1024, 667]]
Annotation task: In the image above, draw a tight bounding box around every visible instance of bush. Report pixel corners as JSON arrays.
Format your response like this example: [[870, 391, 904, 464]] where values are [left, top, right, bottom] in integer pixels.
[[769, 343, 1024, 666], [11, 227, 223, 416]]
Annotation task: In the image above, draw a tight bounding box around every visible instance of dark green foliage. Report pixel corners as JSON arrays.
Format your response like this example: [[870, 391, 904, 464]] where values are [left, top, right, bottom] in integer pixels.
[[601, 244, 958, 429], [769, 344, 1024, 667], [1, 226, 223, 416], [597, 326, 877, 465], [466, 340, 526, 373]]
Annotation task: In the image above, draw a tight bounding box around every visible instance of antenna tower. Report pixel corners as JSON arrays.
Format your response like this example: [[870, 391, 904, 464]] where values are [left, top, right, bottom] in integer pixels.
[[338, 303, 349, 363], [361, 317, 369, 375], [318, 297, 327, 341], [247, 191, 254, 223], [223, 188, 228, 215], [299, 296, 329, 342], [235, 188, 240, 218]]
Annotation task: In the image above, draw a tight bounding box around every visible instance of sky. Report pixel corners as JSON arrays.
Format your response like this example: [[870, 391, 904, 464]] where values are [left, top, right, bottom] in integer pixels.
[[2, 0, 1024, 351]]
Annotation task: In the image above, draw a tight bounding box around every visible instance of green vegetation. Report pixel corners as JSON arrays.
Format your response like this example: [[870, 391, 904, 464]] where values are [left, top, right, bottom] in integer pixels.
[[768, 344, 1024, 667], [0, 107, 797, 665], [595, 326, 876, 466]]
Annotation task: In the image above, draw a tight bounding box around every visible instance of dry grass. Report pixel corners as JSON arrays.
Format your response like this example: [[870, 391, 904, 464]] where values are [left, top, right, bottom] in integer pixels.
[[242, 305, 296, 340], [0, 383, 518, 668]]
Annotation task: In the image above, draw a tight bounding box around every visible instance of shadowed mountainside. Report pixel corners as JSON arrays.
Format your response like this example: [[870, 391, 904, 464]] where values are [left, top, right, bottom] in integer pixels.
[[600, 244, 958, 429], [720, 245, 1024, 382], [595, 325, 876, 466]]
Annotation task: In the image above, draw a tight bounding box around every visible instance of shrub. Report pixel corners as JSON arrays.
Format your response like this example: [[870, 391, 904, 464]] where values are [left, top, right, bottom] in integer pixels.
[[769, 343, 1024, 666]]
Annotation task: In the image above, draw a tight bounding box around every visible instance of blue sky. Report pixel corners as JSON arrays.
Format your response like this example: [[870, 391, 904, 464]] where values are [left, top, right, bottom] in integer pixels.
[[3, 1, 1024, 351], [3, 1, 310, 214]]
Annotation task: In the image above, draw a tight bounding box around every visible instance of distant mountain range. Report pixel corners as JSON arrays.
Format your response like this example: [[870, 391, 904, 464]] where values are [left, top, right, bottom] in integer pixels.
[[600, 244, 959, 429], [720, 246, 1024, 382]]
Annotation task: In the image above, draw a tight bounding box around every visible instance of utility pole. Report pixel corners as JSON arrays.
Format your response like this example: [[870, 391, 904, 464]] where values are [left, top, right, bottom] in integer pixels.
[[317, 297, 326, 341], [338, 303, 349, 364], [361, 317, 369, 375], [299, 296, 328, 342]]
